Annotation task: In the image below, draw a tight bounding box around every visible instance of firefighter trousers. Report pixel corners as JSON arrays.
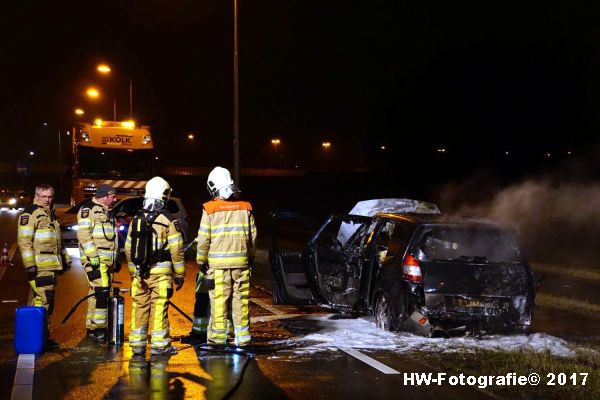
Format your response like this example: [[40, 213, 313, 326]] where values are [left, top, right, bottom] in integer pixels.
[[84, 263, 111, 330], [129, 273, 173, 350], [207, 267, 251, 346], [28, 269, 56, 328]]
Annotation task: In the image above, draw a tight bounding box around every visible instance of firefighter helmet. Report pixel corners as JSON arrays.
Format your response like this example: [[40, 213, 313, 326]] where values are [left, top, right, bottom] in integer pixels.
[[145, 176, 172, 202], [207, 166, 237, 199]]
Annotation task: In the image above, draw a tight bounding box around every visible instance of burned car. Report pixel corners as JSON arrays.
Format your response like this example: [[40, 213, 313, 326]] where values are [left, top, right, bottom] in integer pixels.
[[270, 199, 535, 337]]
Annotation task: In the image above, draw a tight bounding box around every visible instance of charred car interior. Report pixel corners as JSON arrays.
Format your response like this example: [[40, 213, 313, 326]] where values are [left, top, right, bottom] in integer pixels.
[[270, 199, 536, 337]]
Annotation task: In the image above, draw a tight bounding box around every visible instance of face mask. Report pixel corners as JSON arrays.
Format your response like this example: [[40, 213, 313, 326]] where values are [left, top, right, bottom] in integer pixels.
[[143, 198, 164, 211]]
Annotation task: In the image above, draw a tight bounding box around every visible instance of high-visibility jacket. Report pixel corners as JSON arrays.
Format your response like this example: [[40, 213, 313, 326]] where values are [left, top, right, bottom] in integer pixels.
[[77, 197, 118, 266], [17, 203, 67, 270], [124, 211, 185, 277], [196, 199, 257, 269]]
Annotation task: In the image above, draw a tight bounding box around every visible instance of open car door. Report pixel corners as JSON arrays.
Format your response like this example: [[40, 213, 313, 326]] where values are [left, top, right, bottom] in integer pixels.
[[270, 212, 373, 309], [270, 212, 322, 305]]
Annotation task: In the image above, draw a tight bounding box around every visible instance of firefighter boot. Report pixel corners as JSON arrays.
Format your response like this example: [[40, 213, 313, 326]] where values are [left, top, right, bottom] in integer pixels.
[[181, 332, 207, 345], [131, 346, 146, 357], [93, 329, 107, 344]]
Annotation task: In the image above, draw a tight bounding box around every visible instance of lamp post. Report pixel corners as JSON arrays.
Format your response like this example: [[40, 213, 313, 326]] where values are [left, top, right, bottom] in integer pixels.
[[97, 64, 117, 120], [271, 138, 281, 152], [322, 142, 331, 167], [96, 63, 133, 120], [233, 0, 240, 187]]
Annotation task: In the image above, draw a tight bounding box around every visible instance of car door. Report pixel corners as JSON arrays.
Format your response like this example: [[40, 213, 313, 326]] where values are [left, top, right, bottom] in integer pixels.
[[270, 212, 372, 308]]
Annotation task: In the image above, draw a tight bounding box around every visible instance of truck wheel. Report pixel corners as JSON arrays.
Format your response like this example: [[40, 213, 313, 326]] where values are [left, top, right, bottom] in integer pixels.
[[374, 293, 395, 331]]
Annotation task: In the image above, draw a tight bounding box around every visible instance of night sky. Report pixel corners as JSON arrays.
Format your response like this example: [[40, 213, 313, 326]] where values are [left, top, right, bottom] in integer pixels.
[[2, 1, 600, 176]]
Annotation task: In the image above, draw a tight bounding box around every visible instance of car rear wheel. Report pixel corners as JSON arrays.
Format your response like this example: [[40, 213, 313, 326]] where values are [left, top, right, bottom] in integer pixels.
[[374, 293, 395, 331]]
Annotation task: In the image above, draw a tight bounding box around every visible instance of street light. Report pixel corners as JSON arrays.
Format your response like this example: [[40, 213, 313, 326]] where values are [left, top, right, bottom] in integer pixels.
[[271, 138, 281, 151], [187, 133, 195, 141], [233, 0, 240, 188], [97, 64, 111, 74], [322, 142, 331, 166], [74, 108, 85, 116], [96, 64, 117, 120], [95, 63, 134, 120], [86, 87, 100, 99]]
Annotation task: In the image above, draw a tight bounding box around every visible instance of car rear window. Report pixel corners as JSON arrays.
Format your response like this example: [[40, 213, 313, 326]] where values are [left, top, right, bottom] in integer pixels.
[[418, 225, 521, 263]]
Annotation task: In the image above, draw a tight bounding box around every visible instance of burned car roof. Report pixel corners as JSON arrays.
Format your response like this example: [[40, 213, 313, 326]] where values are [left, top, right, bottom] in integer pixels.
[[376, 212, 508, 228]]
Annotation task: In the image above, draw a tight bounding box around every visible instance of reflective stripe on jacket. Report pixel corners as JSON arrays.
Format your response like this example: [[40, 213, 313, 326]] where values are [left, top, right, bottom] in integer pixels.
[[17, 204, 63, 270], [124, 211, 185, 277], [196, 199, 257, 269], [77, 198, 118, 266]]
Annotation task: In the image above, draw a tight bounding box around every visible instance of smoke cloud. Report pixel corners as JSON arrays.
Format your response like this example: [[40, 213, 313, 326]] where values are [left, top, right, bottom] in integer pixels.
[[437, 177, 600, 267]]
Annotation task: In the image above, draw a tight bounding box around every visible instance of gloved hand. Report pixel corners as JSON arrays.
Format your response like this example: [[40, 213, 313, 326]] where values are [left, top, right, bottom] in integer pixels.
[[199, 263, 209, 274], [174, 276, 184, 291], [89, 256, 100, 269]]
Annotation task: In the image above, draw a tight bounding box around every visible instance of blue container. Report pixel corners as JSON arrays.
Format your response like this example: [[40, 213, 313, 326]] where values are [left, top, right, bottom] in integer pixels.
[[15, 306, 47, 354]]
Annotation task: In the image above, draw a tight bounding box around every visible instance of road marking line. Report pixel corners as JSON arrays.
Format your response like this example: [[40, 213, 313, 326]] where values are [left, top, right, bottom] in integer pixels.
[[337, 346, 400, 375], [250, 298, 286, 315], [250, 313, 306, 323], [250, 312, 334, 324], [12, 354, 35, 400]]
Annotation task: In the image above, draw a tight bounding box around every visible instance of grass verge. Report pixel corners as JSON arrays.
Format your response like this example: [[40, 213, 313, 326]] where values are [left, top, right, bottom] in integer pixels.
[[536, 293, 600, 318], [426, 346, 600, 399], [531, 262, 600, 282]]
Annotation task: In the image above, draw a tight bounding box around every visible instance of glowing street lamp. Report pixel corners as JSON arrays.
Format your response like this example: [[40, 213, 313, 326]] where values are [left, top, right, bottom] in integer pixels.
[[74, 108, 85, 116], [322, 142, 331, 149], [86, 87, 100, 99], [271, 138, 281, 152], [97, 64, 111, 74], [187, 133, 195, 141]]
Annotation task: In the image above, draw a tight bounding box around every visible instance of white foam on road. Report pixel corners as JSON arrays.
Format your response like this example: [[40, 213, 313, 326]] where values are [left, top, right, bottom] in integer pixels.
[[287, 316, 576, 357]]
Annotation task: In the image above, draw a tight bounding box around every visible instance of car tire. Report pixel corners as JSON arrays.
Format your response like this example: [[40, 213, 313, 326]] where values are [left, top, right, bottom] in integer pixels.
[[374, 292, 395, 331]]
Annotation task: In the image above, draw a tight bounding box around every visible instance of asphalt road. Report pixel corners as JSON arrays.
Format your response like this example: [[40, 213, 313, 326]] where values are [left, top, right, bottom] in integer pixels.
[[0, 207, 595, 400]]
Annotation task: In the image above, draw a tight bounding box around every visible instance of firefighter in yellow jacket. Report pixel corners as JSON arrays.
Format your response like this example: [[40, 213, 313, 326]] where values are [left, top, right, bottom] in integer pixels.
[[76, 184, 118, 342], [198, 167, 257, 346], [17, 184, 71, 349], [125, 177, 185, 356]]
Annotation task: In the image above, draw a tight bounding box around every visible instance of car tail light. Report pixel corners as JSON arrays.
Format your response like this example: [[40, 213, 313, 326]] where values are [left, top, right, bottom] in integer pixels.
[[402, 254, 423, 283]]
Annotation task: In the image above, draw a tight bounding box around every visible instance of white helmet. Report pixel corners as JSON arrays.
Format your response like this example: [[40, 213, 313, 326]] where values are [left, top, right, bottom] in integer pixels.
[[145, 176, 172, 202], [207, 166, 237, 199]]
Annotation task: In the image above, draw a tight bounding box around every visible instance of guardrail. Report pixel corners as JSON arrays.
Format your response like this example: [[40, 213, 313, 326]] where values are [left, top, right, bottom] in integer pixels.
[[1, 163, 308, 177]]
